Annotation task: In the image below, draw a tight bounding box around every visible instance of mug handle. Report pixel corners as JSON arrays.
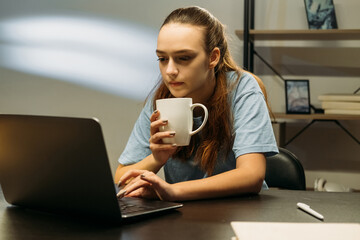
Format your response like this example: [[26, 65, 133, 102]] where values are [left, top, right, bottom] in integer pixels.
[[189, 103, 208, 136]]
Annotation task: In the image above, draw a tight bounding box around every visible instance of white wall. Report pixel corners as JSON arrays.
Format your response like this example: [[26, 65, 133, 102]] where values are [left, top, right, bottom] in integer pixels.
[[0, 0, 244, 176], [0, 0, 359, 189]]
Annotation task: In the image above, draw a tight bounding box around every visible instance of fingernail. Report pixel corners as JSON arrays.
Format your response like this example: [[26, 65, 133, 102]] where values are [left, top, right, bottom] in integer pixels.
[[169, 132, 176, 136], [162, 120, 168, 124], [116, 189, 126, 198], [140, 174, 145, 178], [172, 143, 177, 147], [154, 110, 158, 114]]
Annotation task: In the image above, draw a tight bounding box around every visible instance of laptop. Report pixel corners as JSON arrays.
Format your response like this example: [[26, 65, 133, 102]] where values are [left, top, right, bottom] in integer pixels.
[[0, 114, 182, 220]]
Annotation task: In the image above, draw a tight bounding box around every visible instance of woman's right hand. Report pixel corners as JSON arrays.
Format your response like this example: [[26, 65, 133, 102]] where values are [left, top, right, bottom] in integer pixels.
[[149, 110, 178, 165]]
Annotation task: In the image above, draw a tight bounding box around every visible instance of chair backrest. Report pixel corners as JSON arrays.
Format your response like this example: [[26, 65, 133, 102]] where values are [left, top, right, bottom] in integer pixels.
[[265, 147, 306, 190]]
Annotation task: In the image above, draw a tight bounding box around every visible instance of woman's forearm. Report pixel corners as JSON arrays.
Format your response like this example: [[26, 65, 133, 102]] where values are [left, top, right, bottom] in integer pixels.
[[116, 153, 266, 202], [173, 168, 263, 201], [172, 156, 265, 201]]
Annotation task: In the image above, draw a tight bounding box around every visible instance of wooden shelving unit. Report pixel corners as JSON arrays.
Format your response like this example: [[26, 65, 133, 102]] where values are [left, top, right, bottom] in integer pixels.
[[236, 28, 360, 123], [239, 0, 360, 146], [273, 112, 360, 146], [274, 113, 360, 121], [235, 29, 360, 41]]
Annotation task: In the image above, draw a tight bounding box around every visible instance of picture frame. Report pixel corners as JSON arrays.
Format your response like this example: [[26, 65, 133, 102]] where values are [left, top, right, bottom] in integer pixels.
[[285, 80, 311, 114], [304, 0, 338, 29]]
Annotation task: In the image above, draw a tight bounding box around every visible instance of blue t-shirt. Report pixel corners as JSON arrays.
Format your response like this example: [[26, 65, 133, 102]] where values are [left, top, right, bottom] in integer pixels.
[[119, 71, 278, 189]]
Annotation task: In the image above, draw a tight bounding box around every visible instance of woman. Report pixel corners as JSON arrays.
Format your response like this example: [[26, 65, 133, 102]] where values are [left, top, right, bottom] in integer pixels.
[[115, 6, 278, 201]]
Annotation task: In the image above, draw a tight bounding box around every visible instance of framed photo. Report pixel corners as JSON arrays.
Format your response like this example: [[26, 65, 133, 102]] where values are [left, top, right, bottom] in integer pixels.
[[285, 80, 311, 114], [304, 0, 338, 29]]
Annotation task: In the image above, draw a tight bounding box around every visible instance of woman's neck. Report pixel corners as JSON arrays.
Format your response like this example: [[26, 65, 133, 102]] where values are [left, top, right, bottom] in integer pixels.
[[197, 72, 216, 102], [193, 72, 216, 117]]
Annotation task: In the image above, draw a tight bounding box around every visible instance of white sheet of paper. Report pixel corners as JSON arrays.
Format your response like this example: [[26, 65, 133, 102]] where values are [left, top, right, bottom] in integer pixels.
[[231, 222, 360, 240]]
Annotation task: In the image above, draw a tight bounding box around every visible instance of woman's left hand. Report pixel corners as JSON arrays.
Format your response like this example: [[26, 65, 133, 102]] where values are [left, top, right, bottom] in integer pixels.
[[118, 170, 177, 201]]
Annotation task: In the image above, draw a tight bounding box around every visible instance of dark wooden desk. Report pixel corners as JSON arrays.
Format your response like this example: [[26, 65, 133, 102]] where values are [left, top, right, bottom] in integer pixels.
[[0, 189, 359, 240]]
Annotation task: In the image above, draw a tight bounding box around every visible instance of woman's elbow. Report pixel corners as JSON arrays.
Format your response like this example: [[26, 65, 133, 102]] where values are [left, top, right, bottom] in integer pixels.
[[248, 172, 265, 194], [252, 176, 265, 194]]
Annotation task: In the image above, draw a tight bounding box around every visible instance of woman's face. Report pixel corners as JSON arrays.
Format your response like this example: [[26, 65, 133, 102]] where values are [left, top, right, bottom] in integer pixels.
[[156, 23, 216, 103]]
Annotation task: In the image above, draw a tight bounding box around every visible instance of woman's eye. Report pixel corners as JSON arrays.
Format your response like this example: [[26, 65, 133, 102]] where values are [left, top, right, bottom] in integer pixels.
[[157, 57, 167, 62], [179, 56, 191, 61]]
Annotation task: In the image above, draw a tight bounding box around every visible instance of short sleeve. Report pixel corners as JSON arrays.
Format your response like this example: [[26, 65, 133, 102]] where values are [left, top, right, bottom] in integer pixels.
[[118, 99, 153, 165], [231, 72, 278, 158]]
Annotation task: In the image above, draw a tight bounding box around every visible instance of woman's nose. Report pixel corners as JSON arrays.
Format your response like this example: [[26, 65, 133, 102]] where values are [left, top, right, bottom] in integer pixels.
[[166, 59, 178, 76]]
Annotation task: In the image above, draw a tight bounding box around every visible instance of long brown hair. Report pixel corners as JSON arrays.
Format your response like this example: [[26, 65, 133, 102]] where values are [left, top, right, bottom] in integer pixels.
[[152, 6, 270, 175]]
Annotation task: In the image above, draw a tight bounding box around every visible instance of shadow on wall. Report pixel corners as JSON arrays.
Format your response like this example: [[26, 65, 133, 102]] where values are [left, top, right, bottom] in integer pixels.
[[0, 67, 145, 174]]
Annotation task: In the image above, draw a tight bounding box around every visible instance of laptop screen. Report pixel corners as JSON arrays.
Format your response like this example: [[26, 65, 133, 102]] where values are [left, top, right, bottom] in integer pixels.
[[0, 115, 121, 219]]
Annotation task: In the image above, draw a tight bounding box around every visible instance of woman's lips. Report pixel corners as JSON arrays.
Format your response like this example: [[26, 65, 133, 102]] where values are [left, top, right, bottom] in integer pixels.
[[169, 81, 184, 87]]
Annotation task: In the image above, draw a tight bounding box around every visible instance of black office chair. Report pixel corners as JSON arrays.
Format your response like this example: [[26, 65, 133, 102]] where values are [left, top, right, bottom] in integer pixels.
[[265, 147, 306, 190]]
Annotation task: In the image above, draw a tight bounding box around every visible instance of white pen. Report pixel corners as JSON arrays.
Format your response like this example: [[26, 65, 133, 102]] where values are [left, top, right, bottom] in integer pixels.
[[297, 202, 324, 220]]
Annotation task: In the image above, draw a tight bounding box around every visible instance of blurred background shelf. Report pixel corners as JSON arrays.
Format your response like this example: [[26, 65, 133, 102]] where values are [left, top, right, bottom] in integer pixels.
[[274, 113, 360, 120], [235, 29, 360, 41]]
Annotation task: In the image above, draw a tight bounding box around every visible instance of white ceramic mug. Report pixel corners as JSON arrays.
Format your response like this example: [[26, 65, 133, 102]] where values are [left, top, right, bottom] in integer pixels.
[[155, 98, 208, 146]]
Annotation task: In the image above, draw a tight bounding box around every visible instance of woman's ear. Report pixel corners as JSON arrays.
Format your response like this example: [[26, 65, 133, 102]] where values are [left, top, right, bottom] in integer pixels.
[[209, 47, 220, 69]]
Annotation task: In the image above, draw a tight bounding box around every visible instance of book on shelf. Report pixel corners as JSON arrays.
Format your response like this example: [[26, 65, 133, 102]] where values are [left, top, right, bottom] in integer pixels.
[[321, 101, 360, 110], [324, 109, 360, 115], [319, 93, 360, 115], [318, 94, 360, 102]]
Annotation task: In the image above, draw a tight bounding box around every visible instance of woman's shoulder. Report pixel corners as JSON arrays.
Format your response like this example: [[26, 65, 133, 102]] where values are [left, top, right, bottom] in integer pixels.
[[136, 95, 155, 120], [227, 70, 262, 95]]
